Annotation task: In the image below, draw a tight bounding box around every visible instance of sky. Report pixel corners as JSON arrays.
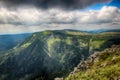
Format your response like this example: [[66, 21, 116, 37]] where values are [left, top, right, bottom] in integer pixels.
[[0, 0, 120, 34]]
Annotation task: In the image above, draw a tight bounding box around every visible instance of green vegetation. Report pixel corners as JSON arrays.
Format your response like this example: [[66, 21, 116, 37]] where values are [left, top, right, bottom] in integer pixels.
[[66, 31, 88, 36], [65, 45, 120, 80], [65, 37, 73, 45], [66, 64, 120, 80], [21, 42, 31, 48], [0, 30, 120, 80], [42, 30, 52, 35]]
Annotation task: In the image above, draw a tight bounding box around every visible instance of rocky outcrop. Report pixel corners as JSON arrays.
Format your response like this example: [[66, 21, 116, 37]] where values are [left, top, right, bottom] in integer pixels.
[[66, 45, 120, 80], [88, 51, 101, 63], [104, 45, 120, 54], [54, 78, 63, 80], [69, 51, 101, 75], [69, 45, 120, 77]]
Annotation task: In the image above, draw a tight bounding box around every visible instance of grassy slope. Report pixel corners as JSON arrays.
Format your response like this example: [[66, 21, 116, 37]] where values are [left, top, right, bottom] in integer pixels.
[[65, 45, 120, 80]]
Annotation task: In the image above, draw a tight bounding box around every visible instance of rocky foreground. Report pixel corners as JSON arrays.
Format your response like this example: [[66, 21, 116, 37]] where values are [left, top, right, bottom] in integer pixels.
[[61, 45, 120, 80]]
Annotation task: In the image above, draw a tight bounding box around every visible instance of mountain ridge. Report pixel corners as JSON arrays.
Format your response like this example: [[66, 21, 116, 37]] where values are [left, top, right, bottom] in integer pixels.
[[0, 30, 120, 80]]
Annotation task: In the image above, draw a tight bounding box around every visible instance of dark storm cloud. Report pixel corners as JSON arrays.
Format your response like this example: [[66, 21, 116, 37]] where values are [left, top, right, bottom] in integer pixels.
[[0, 0, 111, 9]]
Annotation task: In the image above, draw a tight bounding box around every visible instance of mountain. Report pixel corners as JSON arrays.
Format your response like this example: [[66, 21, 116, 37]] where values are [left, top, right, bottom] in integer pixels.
[[64, 29, 120, 34], [0, 30, 120, 80], [0, 33, 30, 52], [65, 45, 120, 80]]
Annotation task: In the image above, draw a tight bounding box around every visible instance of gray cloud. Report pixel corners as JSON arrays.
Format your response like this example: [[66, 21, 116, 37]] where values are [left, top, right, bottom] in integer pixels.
[[0, 0, 111, 9], [0, 6, 119, 25], [0, 6, 120, 34]]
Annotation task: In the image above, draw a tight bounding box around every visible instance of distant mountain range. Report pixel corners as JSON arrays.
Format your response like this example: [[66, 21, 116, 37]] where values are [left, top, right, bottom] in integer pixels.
[[0, 29, 120, 80], [87, 29, 120, 34], [64, 29, 120, 34]]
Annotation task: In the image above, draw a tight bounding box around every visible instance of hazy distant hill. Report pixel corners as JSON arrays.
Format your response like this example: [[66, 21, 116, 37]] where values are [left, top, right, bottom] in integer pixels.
[[0, 30, 120, 80], [0, 34, 30, 52]]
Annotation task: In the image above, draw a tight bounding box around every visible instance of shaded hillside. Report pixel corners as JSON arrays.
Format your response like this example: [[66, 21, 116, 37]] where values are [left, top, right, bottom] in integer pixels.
[[65, 45, 120, 80], [0, 30, 120, 80]]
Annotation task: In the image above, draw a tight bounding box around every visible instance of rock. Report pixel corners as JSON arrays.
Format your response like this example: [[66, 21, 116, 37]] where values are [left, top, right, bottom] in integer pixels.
[[73, 67, 80, 73], [114, 76, 120, 80], [54, 78, 63, 80], [88, 51, 101, 63]]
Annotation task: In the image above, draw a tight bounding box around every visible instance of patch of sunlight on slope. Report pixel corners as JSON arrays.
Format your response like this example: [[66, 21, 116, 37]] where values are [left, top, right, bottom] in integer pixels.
[[66, 31, 88, 35], [90, 39, 105, 50], [33, 34, 36, 37], [65, 37, 72, 45], [47, 37, 61, 57], [100, 32, 120, 35], [78, 39, 88, 47], [42, 30, 52, 35], [21, 42, 31, 48], [0, 52, 10, 64], [60, 54, 66, 64], [92, 41, 105, 49]]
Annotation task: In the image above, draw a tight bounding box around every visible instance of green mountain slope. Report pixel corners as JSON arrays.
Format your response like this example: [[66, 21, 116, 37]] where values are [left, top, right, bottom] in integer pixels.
[[0, 30, 120, 80], [65, 45, 120, 80]]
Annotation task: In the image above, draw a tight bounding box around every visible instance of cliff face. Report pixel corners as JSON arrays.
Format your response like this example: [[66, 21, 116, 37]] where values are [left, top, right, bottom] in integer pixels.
[[65, 45, 120, 80], [0, 30, 90, 80]]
